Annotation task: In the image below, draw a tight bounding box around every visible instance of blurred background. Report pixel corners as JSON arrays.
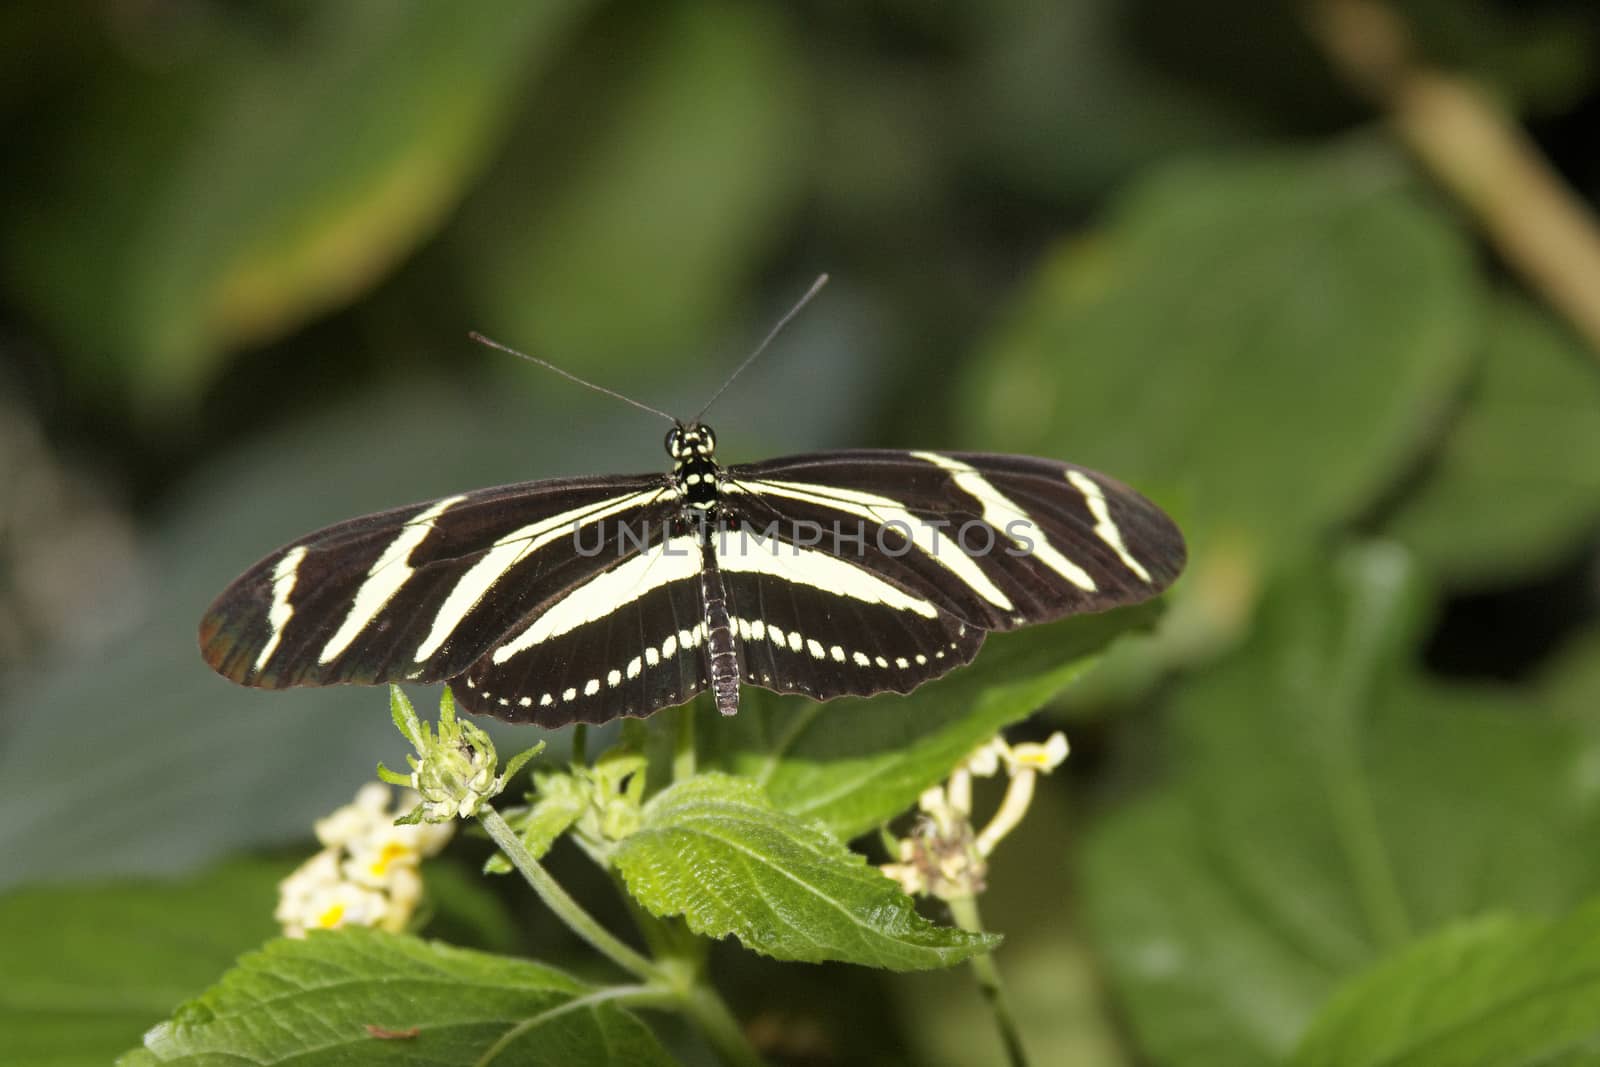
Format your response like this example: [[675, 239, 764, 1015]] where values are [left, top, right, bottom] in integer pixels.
[[3, 1, 1600, 1065]]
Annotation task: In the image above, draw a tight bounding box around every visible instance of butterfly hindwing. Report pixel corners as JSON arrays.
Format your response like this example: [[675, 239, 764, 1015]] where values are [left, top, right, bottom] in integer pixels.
[[450, 532, 710, 726], [714, 538, 984, 701]]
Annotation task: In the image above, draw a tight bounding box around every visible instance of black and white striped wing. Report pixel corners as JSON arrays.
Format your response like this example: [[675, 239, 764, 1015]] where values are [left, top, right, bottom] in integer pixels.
[[199, 474, 683, 720], [454, 533, 713, 726], [714, 528, 985, 701], [717, 449, 1184, 697]]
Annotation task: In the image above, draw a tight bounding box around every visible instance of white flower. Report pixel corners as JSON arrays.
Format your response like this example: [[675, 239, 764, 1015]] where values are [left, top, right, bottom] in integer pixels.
[[299, 881, 391, 936], [1007, 733, 1070, 772], [314, 783, 389, 849], [275, 848, 342, 933], [342, 808, 454, 888], [962, 739, 1007, 778], [276, 783, 456, 939]]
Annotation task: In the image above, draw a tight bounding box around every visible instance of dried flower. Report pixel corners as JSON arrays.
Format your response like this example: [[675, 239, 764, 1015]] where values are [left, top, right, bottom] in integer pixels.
[[881, 731, 1069, 900]]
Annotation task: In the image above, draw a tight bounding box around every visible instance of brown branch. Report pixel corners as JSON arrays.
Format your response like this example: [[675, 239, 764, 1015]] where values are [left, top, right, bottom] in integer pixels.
[[1309, 0, 1600, 360]]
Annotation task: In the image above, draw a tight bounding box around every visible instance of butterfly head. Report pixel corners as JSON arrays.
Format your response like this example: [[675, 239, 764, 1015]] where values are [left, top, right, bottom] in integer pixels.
[[666, 423, 717, 461]]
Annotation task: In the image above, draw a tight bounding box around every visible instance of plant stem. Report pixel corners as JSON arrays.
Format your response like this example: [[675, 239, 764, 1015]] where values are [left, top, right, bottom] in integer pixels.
[[474, 984, 677, 1066], [681, 982, 767, 1067], [482, 806, 763, 1066], [571, 723, 588, 765], [616, 869, 707, 969], [478, 806, 661, 982], [948, 895, 1029, 1067]]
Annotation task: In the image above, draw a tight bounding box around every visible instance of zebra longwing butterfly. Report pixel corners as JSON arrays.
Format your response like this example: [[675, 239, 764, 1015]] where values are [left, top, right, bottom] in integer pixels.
[[200, 284, 1185, 728]]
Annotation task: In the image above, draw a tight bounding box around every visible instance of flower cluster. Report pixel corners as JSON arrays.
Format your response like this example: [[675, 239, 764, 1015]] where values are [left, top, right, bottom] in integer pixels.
[[379, 686, 541, 823], [275, 782, 454, 938], [881, 732, 1069, 900]]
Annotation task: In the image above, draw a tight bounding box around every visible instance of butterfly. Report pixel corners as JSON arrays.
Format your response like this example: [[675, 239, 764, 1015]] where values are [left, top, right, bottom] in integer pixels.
[[199, 278, 1185, 727]]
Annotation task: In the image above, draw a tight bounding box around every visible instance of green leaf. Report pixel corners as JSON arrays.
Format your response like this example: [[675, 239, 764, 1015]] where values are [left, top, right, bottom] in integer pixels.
[[0, 859, 288, 1067], [1292, 900, 1600, 1067], [1386, 295, 1600, 587], [612, 774, 996, 971], [1541, 627, 1600, 728], [1083, 796, 1323, 1067], [966, 0, 1267, 203], [703, 604, 1155, 840], [4, 2, 590, 413], [458, 0, 804, 376], [966, 148, 1477, 594], [119, 928, 672, 1066], [1081, 545, 1600, 1067]]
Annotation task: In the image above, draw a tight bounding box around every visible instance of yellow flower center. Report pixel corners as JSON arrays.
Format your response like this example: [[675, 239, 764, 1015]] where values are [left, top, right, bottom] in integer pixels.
[[367, 841, 412, 877]]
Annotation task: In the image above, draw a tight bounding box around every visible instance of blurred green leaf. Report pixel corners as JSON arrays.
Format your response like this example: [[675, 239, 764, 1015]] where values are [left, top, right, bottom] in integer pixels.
[[612, 774, 996, 970], [968, 149, 1477, 585], [1386, 295, 1600, 587], [418, 859, 525, 955], [1393, 0, 1600, 114], [458, 0, 805, 376], [1292, 900, 1600, 1067], [4, 1, 589, 414], [1081, 544, 1600, 1067], [964, 0, 1265, 203], [703, 605, 1154, 840], [119, 928, 672, 1066], [1541, 627, 1600, 728], [0, 859, 287, 1067]]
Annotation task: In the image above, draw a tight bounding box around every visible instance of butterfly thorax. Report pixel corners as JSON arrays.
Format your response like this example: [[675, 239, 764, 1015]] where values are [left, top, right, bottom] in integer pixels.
[[667, 423, 721, 511]]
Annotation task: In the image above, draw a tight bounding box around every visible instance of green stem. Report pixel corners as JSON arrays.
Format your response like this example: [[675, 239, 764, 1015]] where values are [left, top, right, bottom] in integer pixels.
[[1321, 553, 1414, 947], [615, 869, 706, 971], [571, 723, 588, 765], [681, 982, 766, 1067], [482, 806, 762, 1066], [674, 702, 697, 781], [948, 895, 1029, 1067], [479, 806, 661, 982], [475, 984, 677, 1066]]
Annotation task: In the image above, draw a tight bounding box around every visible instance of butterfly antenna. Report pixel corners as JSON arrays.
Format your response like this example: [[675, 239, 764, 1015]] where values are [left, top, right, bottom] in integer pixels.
[[692, 273, 829, 424], [468, 332, 679, 425]]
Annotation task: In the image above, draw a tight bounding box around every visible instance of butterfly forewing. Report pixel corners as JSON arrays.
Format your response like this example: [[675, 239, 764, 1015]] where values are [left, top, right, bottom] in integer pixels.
[[199, 474, 677, 692]]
